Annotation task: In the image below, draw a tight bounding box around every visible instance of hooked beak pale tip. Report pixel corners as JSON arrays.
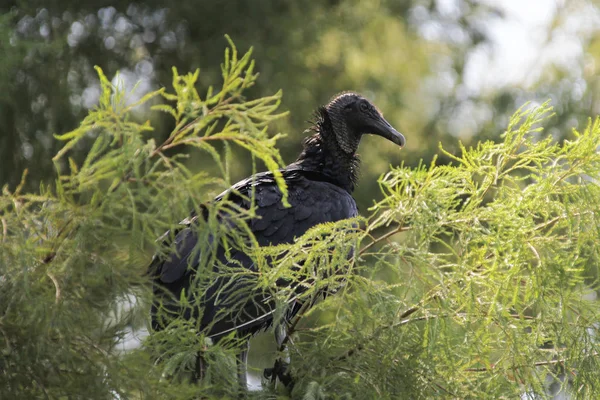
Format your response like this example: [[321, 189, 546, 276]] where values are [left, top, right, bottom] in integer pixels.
[[393, 131, 406, 148], [379, 118, 405, 148]]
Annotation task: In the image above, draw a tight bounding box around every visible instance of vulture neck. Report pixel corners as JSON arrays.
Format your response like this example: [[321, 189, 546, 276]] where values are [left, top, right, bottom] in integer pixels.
[[293, 107, 359, 193]]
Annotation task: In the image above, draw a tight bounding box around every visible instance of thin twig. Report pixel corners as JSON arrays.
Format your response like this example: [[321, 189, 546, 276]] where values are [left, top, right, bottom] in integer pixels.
[[464, 352, 599, 372], [27, 368, 50, 400], [421, 373, 459, 397], [150, 94, 241, 158], [278, 296, 317, 352], [160, 135, 254, 152], [1, 217, 6, 242], [336, 366, 383, 396], [334, 294, 435, 363], [0, 325, 12, 353], [331, 250, 499, 364], [47, 272, 61, 304], [527, 242, 541, 267], [392, 313, 534, 330], [334, 310, 536, 363], [359, 224, 411, 257]]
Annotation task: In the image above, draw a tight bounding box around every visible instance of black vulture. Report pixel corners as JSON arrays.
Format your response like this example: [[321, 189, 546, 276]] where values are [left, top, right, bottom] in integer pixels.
[[149, 92, 405, 389]]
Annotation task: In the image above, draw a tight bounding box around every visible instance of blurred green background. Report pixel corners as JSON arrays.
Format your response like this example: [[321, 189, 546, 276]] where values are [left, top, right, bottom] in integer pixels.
[[3, 1, 600, 390], [1, 0, 600, 211]]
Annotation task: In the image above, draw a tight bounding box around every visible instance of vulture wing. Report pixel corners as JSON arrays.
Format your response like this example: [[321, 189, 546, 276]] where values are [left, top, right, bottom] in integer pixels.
[[150, 169, 358, 338]]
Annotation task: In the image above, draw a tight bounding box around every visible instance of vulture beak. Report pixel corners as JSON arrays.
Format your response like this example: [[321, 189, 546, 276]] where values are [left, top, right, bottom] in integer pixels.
[[370, 116, 406, 148]]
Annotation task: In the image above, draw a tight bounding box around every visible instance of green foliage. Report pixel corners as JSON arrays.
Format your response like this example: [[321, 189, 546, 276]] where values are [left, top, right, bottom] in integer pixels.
[[0, 40, 288, 399], [1, 39, 600, 400], [6, 0, 600, 211], [286, 103, 600, 398]]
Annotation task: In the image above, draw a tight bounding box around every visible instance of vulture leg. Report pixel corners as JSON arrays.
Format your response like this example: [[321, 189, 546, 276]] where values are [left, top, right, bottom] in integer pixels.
[[236, 341, 249, 392], [275, 323, 291, 364], [192, 351, 206, 383], [264, 323, 295, 388]]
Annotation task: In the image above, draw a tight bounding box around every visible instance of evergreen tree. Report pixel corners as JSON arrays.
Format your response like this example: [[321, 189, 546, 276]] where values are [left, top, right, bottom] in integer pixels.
[[1, 40, 599, 399]]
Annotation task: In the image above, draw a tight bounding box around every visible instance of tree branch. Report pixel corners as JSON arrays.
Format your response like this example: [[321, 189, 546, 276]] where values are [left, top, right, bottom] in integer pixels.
[[358, 224, 411, 257], [464, 352, 599, 373]]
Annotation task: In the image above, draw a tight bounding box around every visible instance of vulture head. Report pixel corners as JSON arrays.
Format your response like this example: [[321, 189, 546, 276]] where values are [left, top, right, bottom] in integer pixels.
[[325, 92, 405, 154]]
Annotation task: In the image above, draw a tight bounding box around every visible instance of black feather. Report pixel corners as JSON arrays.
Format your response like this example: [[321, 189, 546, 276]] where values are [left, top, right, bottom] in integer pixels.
[[149, 92, 404, 388]]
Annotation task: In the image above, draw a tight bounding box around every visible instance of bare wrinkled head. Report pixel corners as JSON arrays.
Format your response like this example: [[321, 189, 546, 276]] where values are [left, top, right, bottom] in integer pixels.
[[325, 92, 405, 154]]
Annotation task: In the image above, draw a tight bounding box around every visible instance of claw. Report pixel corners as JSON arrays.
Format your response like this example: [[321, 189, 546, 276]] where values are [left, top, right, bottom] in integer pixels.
[[263, 358, 295, 389]]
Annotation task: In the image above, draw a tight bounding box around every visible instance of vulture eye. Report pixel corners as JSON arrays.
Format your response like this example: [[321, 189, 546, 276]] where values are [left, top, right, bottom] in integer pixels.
[[359, 101, 369, 112]]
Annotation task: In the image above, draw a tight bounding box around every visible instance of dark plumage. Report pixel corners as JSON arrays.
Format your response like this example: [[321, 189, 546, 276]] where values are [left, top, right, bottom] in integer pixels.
[[149, 92, 405, 389]]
